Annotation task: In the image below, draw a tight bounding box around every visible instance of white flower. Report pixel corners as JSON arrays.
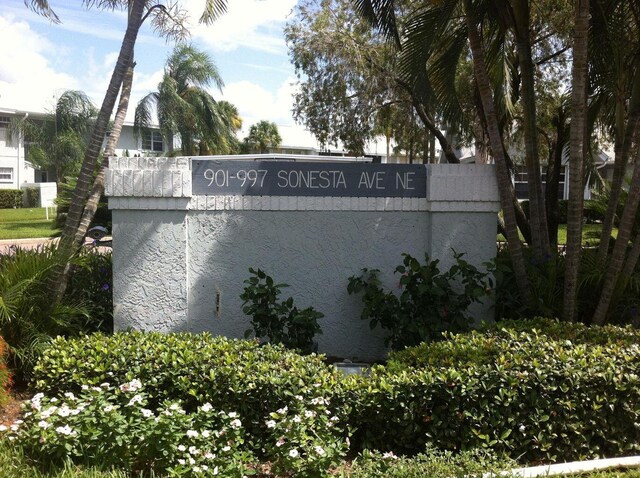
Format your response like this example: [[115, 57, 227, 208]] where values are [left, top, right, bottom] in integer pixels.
[[228, 412, 238, 418], [119, 379, 142, 392], [50, 398, 58, 403], [57, 406, 71, 417], [193, 466, 201, 473], [64, 392, 76, 400], [222, 446, 231, 452], [292, 415, 301, 423], [81, 385, 89, 391], [382, 451, 397, 460], [41, 406, 57, 418], [141, 409, 153, 418], [330, 416, 340, 422], [92, 387, 102, 392], [14, 420, 23, 424], [189, 446, 200, 455], [276, 438, 286, 447], [32, 393, 45, 401], [266, 420, 276, 428], [69, 409, 81, 416], [519, 425, 526, 433], [186, 430, 199, 438], [201, 403, 213, 412], [304, 410, 316, 418], [177, 459, 186, 465], [189, 457, 196, 465], [10, 424, 19, 432], [0, 425, 6, 432], [38, 421, 50, 429], [289, 449, 299, 458], [104, 405, 115, 412], [127, 394, 143, 406], [177, 445, 187, 452], [99, 383, 110, 389], [201, 465, 209, 471], [201, 430, 211, 438], [213, 466, 219, 475], [204, 452, 215, 460], [314, 446, 325, 456], [294, 395, 303, 400], [276, 406, 288, 415], [230, 419, 242, 429], [169, 403, 181, 411], [55, 425, 75, 436]]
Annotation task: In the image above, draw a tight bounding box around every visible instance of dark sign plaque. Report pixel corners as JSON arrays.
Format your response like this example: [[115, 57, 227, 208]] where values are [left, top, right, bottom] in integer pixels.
[[192, 160, 427, 198]]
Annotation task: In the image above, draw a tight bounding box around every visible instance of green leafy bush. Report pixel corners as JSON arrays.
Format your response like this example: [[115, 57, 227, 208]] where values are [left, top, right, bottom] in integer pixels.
[[23, 188, 40, 208], [0, 245, 91, 378], [0, 336, 11, 407], [348, 252, 491, 350], [2, 380, 254, 476], [343, 323, 640, 462], [341, 448, 512, 478], [32, 332, 348, 464], [241, 268, 323, 353], [0, 190, 24, 209]]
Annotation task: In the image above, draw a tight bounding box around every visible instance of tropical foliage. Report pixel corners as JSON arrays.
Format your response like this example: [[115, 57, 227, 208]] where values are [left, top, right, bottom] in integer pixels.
[[243, 120, 282, 154], [135, 44, 241, 156]]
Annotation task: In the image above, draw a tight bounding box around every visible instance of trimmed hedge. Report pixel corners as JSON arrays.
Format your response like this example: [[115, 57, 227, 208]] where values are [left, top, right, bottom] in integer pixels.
[[344, 322, 640, 462], [0, 190, 23, 209], [0, 336, 10, 407], [32, 322, 640, 465], [23, 188, 40, 208], [32, 332, 346, 446]]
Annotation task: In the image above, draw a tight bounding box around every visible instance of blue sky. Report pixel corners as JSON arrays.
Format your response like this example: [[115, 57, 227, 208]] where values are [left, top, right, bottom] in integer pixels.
[[0, 0, 323, 147]]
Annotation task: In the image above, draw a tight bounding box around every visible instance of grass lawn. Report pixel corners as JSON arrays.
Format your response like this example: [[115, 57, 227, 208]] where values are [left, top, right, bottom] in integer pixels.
[[0, 207, 60, 240], [498, 223, 615, 246]]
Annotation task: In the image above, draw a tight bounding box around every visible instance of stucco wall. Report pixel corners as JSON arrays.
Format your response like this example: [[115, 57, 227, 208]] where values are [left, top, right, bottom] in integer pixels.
[[107, 157, 500, 359]]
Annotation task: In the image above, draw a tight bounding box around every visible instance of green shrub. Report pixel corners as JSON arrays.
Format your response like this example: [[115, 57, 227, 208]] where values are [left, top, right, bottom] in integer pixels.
[[23, 188, 40, 208], [0, 245, 91, 378], [32, 332, 349, 467], [0, 336, 11, 407], [343, 323, 640, 462], [241, 268, 323, 354], [66, 250, 113, 333], [341, 448, 512, 478], [0, 190, 24, 209], [348, 252, 491, 350]]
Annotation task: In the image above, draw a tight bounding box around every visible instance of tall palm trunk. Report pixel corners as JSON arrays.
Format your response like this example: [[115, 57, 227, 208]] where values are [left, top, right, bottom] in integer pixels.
[[512, 0, 550, 258], [563, 0, 589, 323], [597, 72, 640, 263], [592, 146, 640, 324], [72, 62, 135, 248], [53, 0, 146, 301], [464, 0, 533, 309]]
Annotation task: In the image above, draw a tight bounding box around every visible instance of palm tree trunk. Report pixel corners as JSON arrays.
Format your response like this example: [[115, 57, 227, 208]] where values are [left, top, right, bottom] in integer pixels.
[[72, 61, 135, 248], [53, 0, 145, 301], [592, 147, 640, 324], [411, 100, 459, 164], [512, 0, 550, 258], [563, 0, 589, 323], [622, 230, 640, 277], [464, 0, 533, 309], [597, 71, 640, 263]]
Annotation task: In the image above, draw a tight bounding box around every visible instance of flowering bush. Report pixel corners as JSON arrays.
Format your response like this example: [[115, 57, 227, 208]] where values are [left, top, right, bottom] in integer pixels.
[[1, 379, 254, 476], [264, 395, 348, 477]]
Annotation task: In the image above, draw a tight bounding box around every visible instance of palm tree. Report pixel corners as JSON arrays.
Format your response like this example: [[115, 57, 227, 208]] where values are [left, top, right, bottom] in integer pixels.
[[244, 121, 283, 154], [135, 44, 229, 156], [209, 100, 243, 154], [7, 90, 97, 186], [25, 1, 229, 302]]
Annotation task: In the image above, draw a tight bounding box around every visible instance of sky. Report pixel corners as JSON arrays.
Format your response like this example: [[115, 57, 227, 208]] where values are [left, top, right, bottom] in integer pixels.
[[0, 0, 330, 149]]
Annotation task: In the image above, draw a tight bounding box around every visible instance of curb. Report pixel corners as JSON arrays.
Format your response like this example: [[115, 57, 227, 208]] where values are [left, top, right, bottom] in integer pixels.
[[491, 455, 640, 477]]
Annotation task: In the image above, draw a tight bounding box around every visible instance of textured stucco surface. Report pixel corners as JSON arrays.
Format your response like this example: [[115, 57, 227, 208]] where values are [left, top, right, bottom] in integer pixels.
[[187, 210, 429, 360], [108, 159, 501, 359], [112, 210, 188, 332]]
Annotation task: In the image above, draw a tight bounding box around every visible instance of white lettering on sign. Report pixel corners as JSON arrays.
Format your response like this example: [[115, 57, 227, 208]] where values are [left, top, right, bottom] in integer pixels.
[[277, 170, 347, 189], [358, 171, 386, 190], [396, 172, 415, 189]]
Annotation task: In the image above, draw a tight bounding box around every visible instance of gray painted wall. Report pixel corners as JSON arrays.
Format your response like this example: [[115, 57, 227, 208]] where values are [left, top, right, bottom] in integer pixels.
[[107, 157, 500, 360]]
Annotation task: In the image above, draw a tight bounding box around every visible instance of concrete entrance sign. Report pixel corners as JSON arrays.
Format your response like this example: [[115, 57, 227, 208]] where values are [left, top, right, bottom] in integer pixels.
[[106, 156, 500, 360]]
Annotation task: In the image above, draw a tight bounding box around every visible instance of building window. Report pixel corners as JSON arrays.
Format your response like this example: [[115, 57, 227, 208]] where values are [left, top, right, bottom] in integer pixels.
[[0, 116, 10, 128], [0, 168, 13, 181], [142, 131, 163, 152]]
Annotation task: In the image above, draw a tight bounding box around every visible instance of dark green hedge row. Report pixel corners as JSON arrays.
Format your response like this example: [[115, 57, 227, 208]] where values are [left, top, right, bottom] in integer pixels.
[[32, 322, 640, 463], [0, 190, 23, 209], [520, 200, 603, 224]]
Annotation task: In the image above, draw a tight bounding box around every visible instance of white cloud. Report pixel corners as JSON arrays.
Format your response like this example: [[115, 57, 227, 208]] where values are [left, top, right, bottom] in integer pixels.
[[0, 15, 78, 111], [184, 0, 296, 53]]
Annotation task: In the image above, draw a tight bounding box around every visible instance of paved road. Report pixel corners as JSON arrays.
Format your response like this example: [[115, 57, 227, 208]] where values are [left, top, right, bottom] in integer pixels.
[[0, 237, 112, 254]]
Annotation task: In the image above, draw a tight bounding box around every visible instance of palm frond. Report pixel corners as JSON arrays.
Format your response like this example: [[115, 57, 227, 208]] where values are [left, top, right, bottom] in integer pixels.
[[24, 0, 60, 23], [353, 0, 400, 46]]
